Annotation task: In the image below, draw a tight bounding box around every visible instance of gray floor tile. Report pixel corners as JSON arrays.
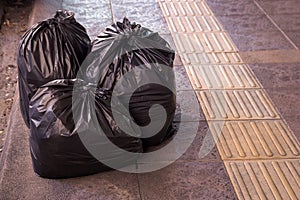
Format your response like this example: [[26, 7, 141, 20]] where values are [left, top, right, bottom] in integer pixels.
[[144, 122, 221, 162], [263, 87, 300, 117], [284, 115, 300, 142], [53, 172, 141, 200], [286, 31, 300, 49], [175, 90, 206, 122], [206, 0, 262, 16], [218, 15, 277, 33], [179, 121, 221, 161], [256, 0, 300, 15], [249, 63, 300, 88], [174, 65, 193, 91], [138, 161, 237, 200], [271, 14, 300, 31], [229, 31, 294, 51]]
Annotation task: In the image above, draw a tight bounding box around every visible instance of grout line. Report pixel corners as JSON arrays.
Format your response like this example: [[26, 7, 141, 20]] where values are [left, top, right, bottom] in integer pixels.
[[109, 0, 115, 24], [136, 173, 143, 200], [253, 0, 299, 50], [173, 157, 300, 163]]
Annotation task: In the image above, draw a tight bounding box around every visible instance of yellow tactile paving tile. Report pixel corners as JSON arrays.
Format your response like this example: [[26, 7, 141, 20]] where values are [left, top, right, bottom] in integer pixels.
[[208, 120, 300, 160], [159, 0, 212, 16], [173, 33, 205, 53], [181, 52, 242, 64], [173, 32, 237, 53], [165, 16, 222, 32], [225, 160, 300, 200], [196, 90, 280, 120], [185, 64, 261, 89]]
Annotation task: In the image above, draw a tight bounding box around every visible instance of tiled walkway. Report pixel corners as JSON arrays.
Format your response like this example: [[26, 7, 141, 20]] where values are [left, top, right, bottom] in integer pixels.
[[158, 0, 300, 199], [159, 0, 300, 199], [0, 0, 299, 199]]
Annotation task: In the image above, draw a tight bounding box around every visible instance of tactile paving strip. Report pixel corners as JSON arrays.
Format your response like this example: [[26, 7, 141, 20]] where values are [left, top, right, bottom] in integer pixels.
[[225, 160, 300, 200], [209, 120, 300, 160], [158, 0, 300, 199], [181, 52, 242, 64], [185, 65, 261, 89], [173, 32, 237, 53], [196, 90, 280, 120], [165, 16, 222, 32], [159, 1, 212, 16]]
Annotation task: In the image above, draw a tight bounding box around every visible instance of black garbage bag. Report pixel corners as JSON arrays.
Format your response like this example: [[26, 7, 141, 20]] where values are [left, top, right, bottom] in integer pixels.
[[18, 10, 91, 127], [78, 18, 176, 147], [28, 17, 175, 178], [29, 79, 143, 178]]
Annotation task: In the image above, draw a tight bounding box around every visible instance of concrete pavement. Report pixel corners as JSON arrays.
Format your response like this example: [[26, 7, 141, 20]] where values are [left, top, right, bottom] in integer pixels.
[[0, 0, 299, 199]]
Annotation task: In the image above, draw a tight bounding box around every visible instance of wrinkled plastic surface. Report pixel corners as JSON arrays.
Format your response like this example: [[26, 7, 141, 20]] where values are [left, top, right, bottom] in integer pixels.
[[80, 18, 176, 147], [29, 79, 142, 178], [18, 10, 91, 127], [27, 17, 176, 178]]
